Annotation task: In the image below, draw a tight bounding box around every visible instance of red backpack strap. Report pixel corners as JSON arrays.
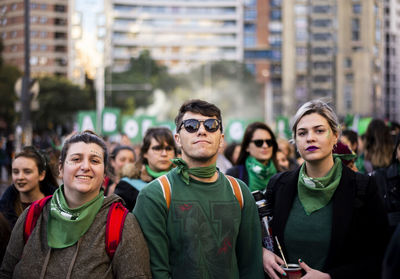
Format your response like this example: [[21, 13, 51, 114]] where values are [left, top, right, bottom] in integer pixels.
[[105, 202, 128, 259], [24, 195, 52, 243], [225, 175, 244, 209]]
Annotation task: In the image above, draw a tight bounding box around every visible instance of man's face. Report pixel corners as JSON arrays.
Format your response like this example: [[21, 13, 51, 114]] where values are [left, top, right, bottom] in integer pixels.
[[175, 112, 224, 165], [143, 138, 175, 172]]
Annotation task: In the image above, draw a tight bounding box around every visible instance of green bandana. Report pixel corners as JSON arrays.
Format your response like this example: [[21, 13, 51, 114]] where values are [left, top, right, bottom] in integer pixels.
[[170, 158, 217, 185], [48, 185, 104, 248], [145, 164, 170, 179], [245, 156, 277, 192], [298, 157, 342, 215]]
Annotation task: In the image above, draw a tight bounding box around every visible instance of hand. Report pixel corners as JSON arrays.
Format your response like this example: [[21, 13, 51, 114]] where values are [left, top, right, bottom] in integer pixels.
[[299, 259, 331, 279], [263, 248, 286, 279]]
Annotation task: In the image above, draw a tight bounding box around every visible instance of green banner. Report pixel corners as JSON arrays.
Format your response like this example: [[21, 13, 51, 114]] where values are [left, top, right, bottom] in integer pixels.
[[77, 111, 96, 132], [121, 116, 141, 144], [102, 108, 121, 136], [225, 119, 247, 143], [275, 116, 291, 139], [139, 115, 157, 137], [357, 117, 372, 136]]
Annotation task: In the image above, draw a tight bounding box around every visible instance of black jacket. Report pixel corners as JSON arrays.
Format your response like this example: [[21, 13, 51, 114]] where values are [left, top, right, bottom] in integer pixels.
[[373, 161, 400, 228], [266, 165, 390, 279], [226, 165, 249, 185], [0, 184, 56, 229]]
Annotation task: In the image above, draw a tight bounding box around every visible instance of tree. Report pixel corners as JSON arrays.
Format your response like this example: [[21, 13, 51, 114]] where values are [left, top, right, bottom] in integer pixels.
[[0, 38, 22, 133], [32, 76, 95, 133], [105, 50, 180, 114]]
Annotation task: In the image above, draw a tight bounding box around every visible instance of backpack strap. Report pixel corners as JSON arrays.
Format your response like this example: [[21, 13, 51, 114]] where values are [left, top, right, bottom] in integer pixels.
[[158, 174, 244, 210], [24, 195, 52, 243], [225, 175, 244, 209], [105, 202, 128, 259], [158, 175, 172, 209]]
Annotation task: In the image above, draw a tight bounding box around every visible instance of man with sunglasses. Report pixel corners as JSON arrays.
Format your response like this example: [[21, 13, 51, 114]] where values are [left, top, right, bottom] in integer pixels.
[[114, 127, 177, 211], [134, 99, 263, 279]]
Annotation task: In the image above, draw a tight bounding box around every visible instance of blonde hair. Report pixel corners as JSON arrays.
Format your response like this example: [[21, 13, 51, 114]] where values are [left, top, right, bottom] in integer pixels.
[[291, 99, 340, 139], [118, 162, 140, 179]]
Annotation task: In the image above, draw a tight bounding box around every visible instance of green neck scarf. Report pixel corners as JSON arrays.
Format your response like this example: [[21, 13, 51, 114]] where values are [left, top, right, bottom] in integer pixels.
[[298, 157, 342, 215], [145, 164, 170, 179], [245, 156, 277, 192], [170, 158, 217, 185], [48, 185, 104, 248]]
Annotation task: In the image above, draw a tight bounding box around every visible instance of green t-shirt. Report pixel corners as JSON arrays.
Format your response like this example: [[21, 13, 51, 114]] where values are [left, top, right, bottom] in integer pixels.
[[284, 196, 332, 271], [134, 168, 264, 279]]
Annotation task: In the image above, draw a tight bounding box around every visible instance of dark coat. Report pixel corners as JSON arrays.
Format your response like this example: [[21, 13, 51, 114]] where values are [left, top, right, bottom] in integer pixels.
[[373, 161, 400, 228], [226, 165, 249, 185], [0, 184, 56, 229], [266, 165, 390, 279]]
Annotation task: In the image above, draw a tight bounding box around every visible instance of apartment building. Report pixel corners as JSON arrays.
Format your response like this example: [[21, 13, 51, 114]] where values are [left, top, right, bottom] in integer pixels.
[[383, 0, 400, 122], [104, 0, 244, 74], [280, 0, 384, 117], [0, 0, 70, 77]]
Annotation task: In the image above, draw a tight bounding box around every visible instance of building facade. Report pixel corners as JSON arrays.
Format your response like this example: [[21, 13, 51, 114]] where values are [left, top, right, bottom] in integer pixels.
[[280, 0, 384, 118], [105, 0, 244, 74], [383, 0, 400, 122], [0, 0, 70, 77]]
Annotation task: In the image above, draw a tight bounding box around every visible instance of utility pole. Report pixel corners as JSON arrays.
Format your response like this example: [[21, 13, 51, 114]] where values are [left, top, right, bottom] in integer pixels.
[[20, 0, 32, 146]]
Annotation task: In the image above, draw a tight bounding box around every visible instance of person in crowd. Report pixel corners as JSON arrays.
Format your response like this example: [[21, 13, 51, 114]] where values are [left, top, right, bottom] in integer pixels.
[[104, 145, 136, 196], [364, 119, 393, 173], [224, 142, 241, 166], [114, 127, 177, 211], [134, 99, 263, 278], [382, 223, 400, 279], [0, 130, 151, 278], [340, 130, 365, 173], [276, 149, 290, 171], [226, 122, 280, 192], [277, 138, 299, 170], [216, 140, 233, 173], [0, 212, 11, 263], [373, 135, 400, 232], [332, 141, 358, 172], [262, 100, 389, 279], [0, 146, 58, 229]]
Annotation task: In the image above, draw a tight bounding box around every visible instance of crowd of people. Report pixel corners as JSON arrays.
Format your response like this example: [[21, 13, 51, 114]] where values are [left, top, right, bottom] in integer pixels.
[[0, 98, 399, 278]]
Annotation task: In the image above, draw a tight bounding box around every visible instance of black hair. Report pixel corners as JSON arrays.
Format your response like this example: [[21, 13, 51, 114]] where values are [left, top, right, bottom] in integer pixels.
[[175, 99, 223, 132], [140, 127, 176, 164]]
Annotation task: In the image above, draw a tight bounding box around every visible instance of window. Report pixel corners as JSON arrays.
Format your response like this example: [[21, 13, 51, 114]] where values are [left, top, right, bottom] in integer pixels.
[[30, 16, 38, 23], [353, 4, 361, 14], [345, 58, 352, 68], [40, 31, 47, 38], [11, 31, 17, 38], [313, 5, 331, 14], [40, 4, 47, 10], [11, 3, 17, 10], [40, 44, 47, 51], [244, 35, 256, 47], [352, 18, 360, 41], [40, 16, 48, 24], [54, 5, 66, 12], [31, 44, 38, 51], [346, 73, 354, 82], [312, 19, 332, 28], [31, 30, 38, 37], [1, 32, 6, 39], [30, 56, 38, 65], [313, 33, 332, 41], [39, 57, 48, 65], [312, 47, 332, 55]]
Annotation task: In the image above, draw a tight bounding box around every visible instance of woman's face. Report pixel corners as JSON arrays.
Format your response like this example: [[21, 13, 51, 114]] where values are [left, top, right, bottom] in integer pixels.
[[60, 142, 105, 205], [246, 128, 274, 164], [12, 157, 45, 194], [276, 151, 289, 170], [143, 138, 175, 172], [295, 113, 338, 164], [111, 149, 135, 174]]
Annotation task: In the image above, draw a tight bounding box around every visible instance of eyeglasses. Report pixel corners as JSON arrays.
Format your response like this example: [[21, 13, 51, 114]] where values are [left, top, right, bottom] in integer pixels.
[[151, 145, 174, 153], [178, 118, 222, 133], [251, 139, 275, 148]]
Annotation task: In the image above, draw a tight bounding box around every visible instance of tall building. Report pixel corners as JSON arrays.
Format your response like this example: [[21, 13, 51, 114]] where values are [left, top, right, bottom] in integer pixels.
[[104, 0, 244, 74], [0, 0, 70, 77], [383, 0, 400, 122], [280, 0, 384, 118]]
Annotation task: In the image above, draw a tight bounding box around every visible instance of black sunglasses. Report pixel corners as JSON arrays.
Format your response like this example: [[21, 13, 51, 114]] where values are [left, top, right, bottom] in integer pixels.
[[178, 119, 222, 133], [251, 139, 275, 148]]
